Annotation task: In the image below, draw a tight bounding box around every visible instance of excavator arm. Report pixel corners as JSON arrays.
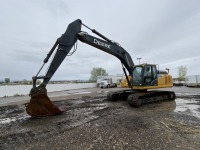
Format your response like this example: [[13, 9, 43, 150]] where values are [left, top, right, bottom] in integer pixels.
[[31, 19, 82, 94], [26, 19, 134, 117]]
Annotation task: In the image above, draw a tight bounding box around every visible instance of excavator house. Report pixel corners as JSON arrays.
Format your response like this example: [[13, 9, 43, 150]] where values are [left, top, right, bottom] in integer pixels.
[[25, 19, 176, 117]]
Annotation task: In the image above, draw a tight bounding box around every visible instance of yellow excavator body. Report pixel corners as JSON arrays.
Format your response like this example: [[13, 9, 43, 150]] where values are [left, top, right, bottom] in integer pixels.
[[121, 76, 132, 88], [132, 74, 173, 90], [121, 63, 173, 90]]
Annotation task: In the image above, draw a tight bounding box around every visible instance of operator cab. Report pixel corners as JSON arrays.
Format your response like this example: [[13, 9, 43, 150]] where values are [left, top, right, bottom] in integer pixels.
[[132, 64, 160, 86]]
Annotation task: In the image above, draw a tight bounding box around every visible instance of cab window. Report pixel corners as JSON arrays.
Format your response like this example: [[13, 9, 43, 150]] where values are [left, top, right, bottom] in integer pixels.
[[144, 66, 152, 77]]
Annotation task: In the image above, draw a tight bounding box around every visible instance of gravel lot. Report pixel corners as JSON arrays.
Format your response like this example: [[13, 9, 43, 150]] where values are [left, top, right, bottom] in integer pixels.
[[0, 86, 200, 150]]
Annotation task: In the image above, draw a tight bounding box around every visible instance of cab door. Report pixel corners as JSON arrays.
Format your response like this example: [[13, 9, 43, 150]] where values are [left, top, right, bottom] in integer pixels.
[[132, 66, 143, 86], [143, 65, 158, 86]]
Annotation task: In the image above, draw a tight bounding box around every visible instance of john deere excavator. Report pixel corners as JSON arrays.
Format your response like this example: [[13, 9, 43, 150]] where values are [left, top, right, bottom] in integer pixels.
[[25, 19, 176, 117]]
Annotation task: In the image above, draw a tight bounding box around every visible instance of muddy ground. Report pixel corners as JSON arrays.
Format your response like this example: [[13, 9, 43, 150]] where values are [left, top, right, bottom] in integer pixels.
[[0, 87, 200, 150]]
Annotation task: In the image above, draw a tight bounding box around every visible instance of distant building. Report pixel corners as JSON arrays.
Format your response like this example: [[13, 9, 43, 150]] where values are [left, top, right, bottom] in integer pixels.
[[185, 75, 200, 87]]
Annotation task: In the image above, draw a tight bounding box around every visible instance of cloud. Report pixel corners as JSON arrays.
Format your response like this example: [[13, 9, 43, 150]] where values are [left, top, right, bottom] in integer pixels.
[[0, 0, 200, 81]]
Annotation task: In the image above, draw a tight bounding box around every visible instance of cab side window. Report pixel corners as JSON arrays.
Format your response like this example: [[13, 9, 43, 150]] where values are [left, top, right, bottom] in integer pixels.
[[152, 66, 157, 79], [144, 66, 152, 77]]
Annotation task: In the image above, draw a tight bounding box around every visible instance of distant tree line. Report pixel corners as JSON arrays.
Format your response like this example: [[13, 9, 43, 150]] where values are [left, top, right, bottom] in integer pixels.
[[178, 65, 187, 81], [89, 67, 108, 82]]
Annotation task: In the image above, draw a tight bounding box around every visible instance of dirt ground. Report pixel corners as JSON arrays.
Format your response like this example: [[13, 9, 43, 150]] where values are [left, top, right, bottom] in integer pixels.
[[0, 87, 200, 150]]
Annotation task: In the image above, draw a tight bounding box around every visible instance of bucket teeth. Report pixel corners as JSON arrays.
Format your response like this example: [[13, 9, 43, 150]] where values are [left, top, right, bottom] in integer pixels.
[[25, 88, 63, 117]]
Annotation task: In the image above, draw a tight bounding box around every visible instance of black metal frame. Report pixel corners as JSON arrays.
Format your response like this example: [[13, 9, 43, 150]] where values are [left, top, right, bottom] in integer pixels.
[[31, 19, 135, 93]]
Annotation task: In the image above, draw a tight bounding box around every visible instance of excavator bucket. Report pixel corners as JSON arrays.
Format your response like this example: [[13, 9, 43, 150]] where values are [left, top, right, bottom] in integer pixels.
[[25, 88, 63, 117]]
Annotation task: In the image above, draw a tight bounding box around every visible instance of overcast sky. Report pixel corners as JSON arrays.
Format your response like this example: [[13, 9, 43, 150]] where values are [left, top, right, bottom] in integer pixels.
[[0, 0, 199, 81]]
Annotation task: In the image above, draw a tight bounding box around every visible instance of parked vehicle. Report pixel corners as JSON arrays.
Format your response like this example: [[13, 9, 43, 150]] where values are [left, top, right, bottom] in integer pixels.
[[100, 79, 117, 88], [97, 75, 121, 87]]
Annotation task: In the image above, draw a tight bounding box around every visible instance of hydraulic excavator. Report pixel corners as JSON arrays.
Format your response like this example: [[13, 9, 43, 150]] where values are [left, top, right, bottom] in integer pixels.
[[25, 19, 176, 117]]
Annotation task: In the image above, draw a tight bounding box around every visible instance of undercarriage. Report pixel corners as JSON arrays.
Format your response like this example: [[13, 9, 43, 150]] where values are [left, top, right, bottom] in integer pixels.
[[107, 89, 176, 107]]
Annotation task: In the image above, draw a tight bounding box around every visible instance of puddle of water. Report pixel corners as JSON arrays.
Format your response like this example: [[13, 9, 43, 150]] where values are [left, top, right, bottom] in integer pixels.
[[51, 91, 92, 97], [0, 118, 16, 124], [73, 91, 92, 95], [0, 115, 30, 124], [69, 99, 85, 105], [97, 90, 109, 94], [176, 93, 198, 96], [175, 98, 200, 119]]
